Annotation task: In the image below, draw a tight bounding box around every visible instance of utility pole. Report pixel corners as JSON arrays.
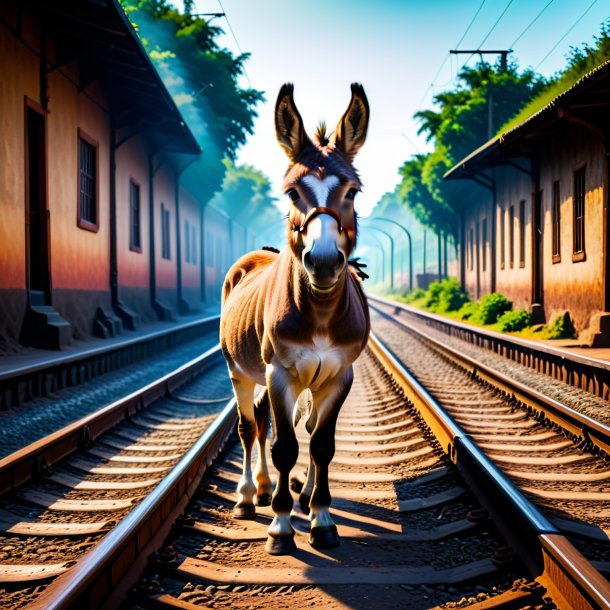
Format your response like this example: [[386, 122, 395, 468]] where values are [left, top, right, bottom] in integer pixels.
[[449, 49, 511, 138]]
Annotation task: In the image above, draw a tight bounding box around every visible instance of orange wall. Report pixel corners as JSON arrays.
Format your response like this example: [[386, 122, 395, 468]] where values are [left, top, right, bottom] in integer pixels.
[[0, 14, 39, 290], [538, 124, 606, 330], [47, 72, 110, 292], [154, 165, 177, 309], [116, 135, 150, 289]]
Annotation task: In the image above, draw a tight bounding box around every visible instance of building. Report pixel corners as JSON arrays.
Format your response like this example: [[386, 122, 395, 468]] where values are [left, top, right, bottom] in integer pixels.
[[0, 0, 250, 352], [445, 60, 610, 347]]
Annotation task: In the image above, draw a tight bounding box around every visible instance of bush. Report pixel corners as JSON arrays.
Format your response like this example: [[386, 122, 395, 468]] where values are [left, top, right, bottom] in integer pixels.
[[547, 311, 577, 339], [425, 278, 468, 313], [475, 292, 512, 325], [497, 309, 531, 332], [458, 301, 479, 321], [404, 288, 426, 304]]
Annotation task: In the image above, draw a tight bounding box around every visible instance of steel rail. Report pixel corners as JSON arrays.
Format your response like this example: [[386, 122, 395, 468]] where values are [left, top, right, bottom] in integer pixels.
[[368, 331, 610, 609], [368, 294, 610, 398], [16, 326, 610, 609], [29, 398, 238, 610], [0, 343, 224, 497], [370, 300, 610, 456]]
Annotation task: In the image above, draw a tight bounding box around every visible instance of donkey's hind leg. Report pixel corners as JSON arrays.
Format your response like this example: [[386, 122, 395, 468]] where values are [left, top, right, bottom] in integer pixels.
[[254, 388, 272, 506], [231, 375, 257, 519]]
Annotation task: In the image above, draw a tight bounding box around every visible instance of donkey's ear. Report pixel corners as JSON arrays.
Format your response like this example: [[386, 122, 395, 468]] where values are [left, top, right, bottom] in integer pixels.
[[275, 83, 308, 162], [334, 83, 369, 160]]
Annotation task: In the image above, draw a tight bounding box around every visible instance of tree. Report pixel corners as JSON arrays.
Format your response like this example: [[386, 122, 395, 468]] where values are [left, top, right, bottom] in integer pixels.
[[121, 0, 264, 201], [397, 59, 546, 239], [210, 160, 283, 241]]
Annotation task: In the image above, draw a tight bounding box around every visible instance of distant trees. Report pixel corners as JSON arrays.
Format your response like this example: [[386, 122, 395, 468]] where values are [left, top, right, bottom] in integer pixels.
[[397, 59, 546, 242], [121, 0, 264, 201], [210, 160, 282, 241]]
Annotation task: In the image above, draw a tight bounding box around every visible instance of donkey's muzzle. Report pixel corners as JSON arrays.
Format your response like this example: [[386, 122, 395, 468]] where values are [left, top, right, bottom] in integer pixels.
[[302, 213, 347, 287]]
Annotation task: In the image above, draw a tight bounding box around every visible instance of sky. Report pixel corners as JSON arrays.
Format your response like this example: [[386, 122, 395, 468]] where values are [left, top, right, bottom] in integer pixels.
[[188, 0, 609, 218]]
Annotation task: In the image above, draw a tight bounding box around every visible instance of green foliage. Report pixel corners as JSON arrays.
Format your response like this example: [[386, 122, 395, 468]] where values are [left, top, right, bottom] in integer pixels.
[[500, 21, 610, 135], [210, 160, 282, 236], [547, 312, 577, 339], [424, 278, 468, 313], [119, 0, 264, 200], [397, 59, 545, 237], [404, 288, 426, 303], [497, 309, 531, 332], [457, 301, 479, 321], [474, 292, 512, 325]]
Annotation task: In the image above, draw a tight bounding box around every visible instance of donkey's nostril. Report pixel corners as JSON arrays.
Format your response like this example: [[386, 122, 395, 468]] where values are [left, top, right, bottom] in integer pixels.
[[337, 251, 345, 267]]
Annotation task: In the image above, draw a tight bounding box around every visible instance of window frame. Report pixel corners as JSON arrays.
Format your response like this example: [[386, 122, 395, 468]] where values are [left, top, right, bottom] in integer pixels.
[[552, 180, 561, 263], [519, 199, 526, 268], [499, 204, 505, 270], [509, 204, 515, 268], [129, 178, 142, 253], [161, 203, 171, 260], [76, 128, 99, 233], [572, 165, 586, 262], [481, 218, 487, 272]]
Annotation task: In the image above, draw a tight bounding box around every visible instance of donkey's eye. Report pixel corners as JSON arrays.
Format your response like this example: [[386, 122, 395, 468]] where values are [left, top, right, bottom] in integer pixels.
[[345, 188, 358, 200], [286, 189, 300, 202]]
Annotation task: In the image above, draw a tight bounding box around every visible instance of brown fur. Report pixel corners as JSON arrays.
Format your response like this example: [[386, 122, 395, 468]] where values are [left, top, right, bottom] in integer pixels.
[[219, 83, 370, 553]]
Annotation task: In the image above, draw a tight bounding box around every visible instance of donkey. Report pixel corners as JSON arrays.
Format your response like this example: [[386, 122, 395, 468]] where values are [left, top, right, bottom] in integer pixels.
[[220, 83, 370, 555]]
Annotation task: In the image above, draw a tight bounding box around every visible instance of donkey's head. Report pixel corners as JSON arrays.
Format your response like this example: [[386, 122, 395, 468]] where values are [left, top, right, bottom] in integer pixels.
[[275, 83, 369, 294]]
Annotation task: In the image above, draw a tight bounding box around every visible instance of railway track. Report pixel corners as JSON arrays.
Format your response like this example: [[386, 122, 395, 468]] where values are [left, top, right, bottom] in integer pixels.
[[0, 344, 233, 609], [368, 304, 610, 572], [9, 329, 606, 609]]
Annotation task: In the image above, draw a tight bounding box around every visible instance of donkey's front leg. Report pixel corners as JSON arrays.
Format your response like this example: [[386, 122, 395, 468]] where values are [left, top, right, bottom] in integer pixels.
[[266, 362, 299, 555], [309, 366, 353, 549]]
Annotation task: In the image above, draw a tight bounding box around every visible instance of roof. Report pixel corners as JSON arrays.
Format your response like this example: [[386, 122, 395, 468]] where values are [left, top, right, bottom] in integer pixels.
[[444, 59, 610, 181], [38, 0, 201, 155]]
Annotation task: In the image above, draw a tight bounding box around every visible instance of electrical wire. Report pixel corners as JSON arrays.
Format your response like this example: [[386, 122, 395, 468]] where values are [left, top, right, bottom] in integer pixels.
[[534, 0, 599, 70], [458, 0, 514, 70], [509, 0, 555, 49], [216, 0, 252, 87], [416, 0, 487, 111], [478, 0, 514, 48]]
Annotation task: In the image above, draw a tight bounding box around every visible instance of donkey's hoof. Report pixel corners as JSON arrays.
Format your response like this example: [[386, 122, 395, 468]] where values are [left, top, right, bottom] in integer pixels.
[[232, 504, 256, 520], [265, 533, 297, 555], [309, 525, 340, 549], [255, 493, 272, 507], [298, 493, 311, 514]]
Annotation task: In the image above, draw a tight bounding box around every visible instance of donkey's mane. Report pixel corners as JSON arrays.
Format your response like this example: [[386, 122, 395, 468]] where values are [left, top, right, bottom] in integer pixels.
[[313, 121, 330, 147]]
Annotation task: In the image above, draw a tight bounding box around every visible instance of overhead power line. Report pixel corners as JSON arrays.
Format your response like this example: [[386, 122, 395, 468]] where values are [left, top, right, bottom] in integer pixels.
[[216, 0, 252, 87], [509, 0, 555, 48], [416, 0, 487, 111], [459, 0, 514, 70], [534, 0, 599, 70]]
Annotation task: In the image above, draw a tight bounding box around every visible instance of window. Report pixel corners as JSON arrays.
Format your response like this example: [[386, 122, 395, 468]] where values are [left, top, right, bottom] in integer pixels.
[[161, 203, 171, 260], [129, 180, 141, 252], [519, 199, 526, 267], [509, 204, 515, 268], [191, 225, 196, 263], [185, 220, 190, 263], [500, 205, 505, 269], [552, 180, 560, 262], [573, 166, 586, 260], [78, 130, 98, 231], [206, 231, 214, 268], [469, 227, 474, 270], [481, 218, 487, 272]]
